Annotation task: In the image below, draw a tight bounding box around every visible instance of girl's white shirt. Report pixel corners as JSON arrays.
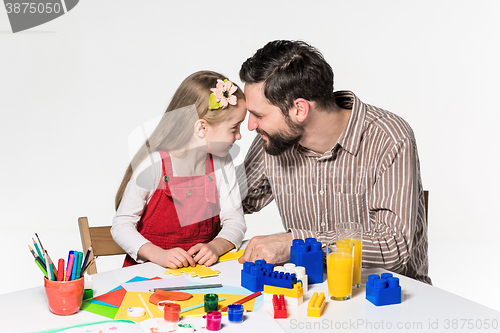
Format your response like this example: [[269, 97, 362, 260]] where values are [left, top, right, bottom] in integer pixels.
[[111, 151, 246, 262]]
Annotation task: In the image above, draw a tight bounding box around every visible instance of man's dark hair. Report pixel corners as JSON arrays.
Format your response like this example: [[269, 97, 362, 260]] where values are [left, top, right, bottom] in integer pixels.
[[239, 40, 336, 116]]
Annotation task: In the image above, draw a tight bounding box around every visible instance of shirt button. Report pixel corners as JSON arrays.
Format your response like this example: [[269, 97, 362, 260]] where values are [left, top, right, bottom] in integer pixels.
[[321, 222, 326, 227], [187, 190, 192, 196], [319, 190, 324, 195]]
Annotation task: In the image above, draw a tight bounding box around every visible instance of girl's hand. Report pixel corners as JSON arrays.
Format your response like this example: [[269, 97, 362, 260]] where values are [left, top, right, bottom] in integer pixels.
[[156, 247, 196, 269], [188, 243, 219, 267], [188, 238, 235, 267]]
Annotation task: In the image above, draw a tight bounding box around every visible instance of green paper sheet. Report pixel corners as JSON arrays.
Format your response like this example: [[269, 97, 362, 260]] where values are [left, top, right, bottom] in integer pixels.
[[80, 300, 120, 319]]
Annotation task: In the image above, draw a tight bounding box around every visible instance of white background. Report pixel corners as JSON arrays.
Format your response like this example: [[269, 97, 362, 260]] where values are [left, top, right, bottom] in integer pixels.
[[0, 0, 499, 312]]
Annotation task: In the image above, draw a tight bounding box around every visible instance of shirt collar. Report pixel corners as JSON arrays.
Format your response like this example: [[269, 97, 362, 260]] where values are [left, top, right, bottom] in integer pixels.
[[295, 91, 366, 158], [332, 91, 366, 156]]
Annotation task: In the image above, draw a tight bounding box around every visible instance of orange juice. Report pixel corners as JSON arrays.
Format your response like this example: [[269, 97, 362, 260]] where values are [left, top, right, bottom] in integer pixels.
[[340, 238, 362, 287], [327, 251, 353, 299]]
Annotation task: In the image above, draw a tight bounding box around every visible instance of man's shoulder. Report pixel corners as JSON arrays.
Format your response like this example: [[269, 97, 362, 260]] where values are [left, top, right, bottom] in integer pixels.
[[363, 104, 416, 144]]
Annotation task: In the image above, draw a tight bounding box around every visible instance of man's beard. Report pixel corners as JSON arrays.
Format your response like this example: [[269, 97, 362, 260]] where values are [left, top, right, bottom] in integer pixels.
[[257, 117, 304, 156]]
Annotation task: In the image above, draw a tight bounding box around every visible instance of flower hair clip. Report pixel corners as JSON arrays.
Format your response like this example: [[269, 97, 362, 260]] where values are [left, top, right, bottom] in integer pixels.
[[209, 79, 238, 110]]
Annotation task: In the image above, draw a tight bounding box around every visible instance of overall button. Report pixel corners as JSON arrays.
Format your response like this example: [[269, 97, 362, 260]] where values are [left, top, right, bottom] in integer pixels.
[[208, 175, 214, 181], [163, 175, 170, 183]]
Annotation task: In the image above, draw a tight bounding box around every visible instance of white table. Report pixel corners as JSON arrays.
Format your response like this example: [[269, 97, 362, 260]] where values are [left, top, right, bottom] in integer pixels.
[[1, 259, 499, 333]]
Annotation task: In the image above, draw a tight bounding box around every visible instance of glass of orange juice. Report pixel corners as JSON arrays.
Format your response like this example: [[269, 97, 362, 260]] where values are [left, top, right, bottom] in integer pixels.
[[337, 222, 363, 289], [327, 240, 354, 301]]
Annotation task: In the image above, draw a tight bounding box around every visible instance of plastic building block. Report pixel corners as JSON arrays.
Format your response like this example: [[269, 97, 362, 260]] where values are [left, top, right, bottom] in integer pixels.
[[307, 292, 326, 317], [293, 266, 308, 293], [366, 273, 401, 306], [264, 282, 303, 298], [272, 294, 287, 319], [241, 260, 274, 292], [261, 270, 297, 289], [290, 238, 324, 284], [264, 293, 304, 306]]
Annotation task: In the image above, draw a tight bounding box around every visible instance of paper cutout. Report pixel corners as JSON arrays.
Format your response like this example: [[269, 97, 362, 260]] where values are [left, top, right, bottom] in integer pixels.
[[109, 276, 152, 292], [80, 300, 120, 319], [85, 276, 158, 317], [122, 275, 189, 292], [218, 249, 245, 262], [165, 264, 220, 278], [114, 292, 256, 322], [93, 288, 127, 307]]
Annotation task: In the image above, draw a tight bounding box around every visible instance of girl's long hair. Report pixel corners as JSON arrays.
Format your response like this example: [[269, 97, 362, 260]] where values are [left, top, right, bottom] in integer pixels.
[[115, 70, 244, 210]]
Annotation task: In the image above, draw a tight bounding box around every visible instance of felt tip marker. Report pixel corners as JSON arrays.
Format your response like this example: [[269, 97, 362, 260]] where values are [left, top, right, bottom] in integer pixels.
[[65, 253, 75, 281]]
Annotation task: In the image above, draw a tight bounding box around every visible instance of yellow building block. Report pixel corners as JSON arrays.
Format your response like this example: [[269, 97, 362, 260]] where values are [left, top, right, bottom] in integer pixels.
[[263, 282, 303, 298], [307, 292, 326, 317]]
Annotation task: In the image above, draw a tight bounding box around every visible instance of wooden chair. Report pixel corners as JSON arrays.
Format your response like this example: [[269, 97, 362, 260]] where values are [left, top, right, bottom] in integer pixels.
[[424, 190, 429, 223], [78, 216, 126, 274]]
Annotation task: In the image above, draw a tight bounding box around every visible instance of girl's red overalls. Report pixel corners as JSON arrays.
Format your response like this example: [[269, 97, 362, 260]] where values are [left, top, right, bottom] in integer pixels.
[[123, 151, 219, 267]]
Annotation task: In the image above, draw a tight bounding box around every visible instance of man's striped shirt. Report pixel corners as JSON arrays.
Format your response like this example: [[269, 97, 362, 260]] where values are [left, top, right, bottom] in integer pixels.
[[241, 91, 431, 284]]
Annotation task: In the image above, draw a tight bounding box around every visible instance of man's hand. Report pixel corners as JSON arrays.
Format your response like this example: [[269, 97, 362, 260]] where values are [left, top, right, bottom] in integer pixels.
[[238, 233, 293, 264]]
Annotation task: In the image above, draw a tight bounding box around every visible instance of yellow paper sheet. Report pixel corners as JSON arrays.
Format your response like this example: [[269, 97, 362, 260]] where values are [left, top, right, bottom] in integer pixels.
[[218, 249, 245, 262], [115, 292, 255, 322], [165, 264, 220, 278]]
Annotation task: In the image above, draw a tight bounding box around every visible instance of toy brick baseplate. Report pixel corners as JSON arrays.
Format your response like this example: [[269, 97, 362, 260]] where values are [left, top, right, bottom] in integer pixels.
[[307, 292, 326, 317], [263, 282, 304, 306], [290, 238, 324, 284], [272, 294, 287, 319], [241, 260, 297, 292], [366, 273, 402, 306]]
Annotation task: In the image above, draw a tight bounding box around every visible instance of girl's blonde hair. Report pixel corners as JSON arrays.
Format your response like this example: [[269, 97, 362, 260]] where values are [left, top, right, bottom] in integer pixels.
[[115, 70, 245, 210]]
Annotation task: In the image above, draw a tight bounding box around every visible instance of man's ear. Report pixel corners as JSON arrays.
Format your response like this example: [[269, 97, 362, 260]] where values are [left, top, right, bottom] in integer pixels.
[[194, 119, 207, 138], [291, 98, 310, 123]]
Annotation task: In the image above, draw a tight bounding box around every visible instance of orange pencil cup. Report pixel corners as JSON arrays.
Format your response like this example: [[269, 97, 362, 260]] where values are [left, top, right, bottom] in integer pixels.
[[44, 277, 84, 315]]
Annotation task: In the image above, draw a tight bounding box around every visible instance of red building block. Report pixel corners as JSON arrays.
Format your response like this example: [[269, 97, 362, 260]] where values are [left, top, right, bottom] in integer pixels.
[[273, 294, 287, 319]]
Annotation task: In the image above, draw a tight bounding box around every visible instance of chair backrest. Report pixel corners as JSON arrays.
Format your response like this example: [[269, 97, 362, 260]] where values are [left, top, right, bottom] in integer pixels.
[[423, 190, 429, 223], [78, 216, 126, 274]]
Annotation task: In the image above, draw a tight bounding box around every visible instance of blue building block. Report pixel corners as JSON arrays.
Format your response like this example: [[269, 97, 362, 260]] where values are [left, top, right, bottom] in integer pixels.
[[366, 273, 401, 306], [290, 238, 324, 284], [261, 270, 297, 289], [241, 260, 274, 292]]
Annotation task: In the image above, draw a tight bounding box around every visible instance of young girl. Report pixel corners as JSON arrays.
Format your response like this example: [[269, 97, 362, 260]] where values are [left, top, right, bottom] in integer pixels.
[[112, 71, 247, 269]]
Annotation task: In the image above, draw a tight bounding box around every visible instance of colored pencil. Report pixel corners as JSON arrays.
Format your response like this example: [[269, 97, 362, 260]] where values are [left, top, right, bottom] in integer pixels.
[[150, 283, 223, 292], [65, 253, 75, 281], [82, 256, 97, 275], [44, 251, 52, 280], [57, 259, 65, 281], [28, 245, 37, 259], [219, 291, 261, 312], [33, 238, 45, 265], [179, 297, 225, 314], [80, 245, 92, 276], [29, 245, 47, 270], [35, 233, 45, 253], [35, 259, 48, 278], [45, 250, 57, 278]]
